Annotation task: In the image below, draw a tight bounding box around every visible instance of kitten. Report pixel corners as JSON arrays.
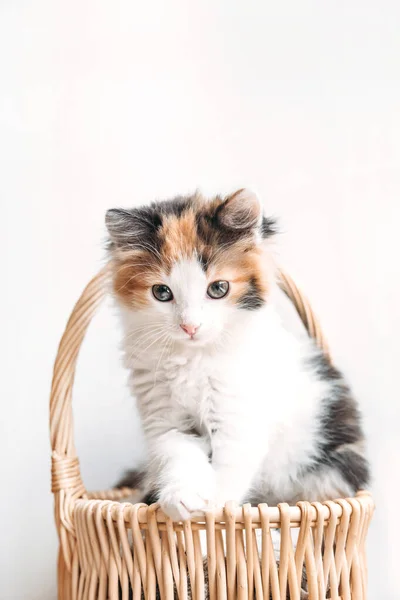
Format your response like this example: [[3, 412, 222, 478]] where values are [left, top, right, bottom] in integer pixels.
[[107, 189, 369, 521]]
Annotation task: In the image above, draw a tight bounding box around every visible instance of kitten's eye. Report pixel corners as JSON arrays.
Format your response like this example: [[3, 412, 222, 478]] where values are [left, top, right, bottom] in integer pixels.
[[207, 280, 229, 299], [152, 284, 173, 302]]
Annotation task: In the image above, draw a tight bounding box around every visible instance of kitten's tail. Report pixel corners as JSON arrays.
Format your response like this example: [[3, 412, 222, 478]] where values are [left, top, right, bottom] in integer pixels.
[[115, 468, 159, 505], [115, 468, 147, 490]]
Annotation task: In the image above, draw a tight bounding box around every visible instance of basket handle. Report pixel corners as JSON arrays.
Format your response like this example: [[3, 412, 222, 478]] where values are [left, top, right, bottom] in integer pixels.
[[277, 270, 331, 358], [49, 266, 330, 563]]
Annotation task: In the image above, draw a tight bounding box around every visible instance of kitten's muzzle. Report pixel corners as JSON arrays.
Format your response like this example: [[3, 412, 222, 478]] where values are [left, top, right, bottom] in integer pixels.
[[180, 323, 201, 338]]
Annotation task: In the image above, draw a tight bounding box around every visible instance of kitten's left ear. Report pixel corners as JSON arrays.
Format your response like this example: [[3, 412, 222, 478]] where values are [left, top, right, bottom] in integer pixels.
[[218, 189, 262, 230]]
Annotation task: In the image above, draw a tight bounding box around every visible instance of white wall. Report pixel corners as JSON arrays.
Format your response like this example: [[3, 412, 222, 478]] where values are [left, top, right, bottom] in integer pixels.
[[1, 1, 399, 598]]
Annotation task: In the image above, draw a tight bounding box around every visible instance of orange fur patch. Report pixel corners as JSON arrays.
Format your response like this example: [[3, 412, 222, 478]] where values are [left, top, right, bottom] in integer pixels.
[[159, 210, 199, 266], [209, 244, 269, 305], [111, 250, 162, 308]]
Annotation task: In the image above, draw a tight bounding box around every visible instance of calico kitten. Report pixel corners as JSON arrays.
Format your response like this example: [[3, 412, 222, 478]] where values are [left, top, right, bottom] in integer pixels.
[[107, 189, 369, 521]]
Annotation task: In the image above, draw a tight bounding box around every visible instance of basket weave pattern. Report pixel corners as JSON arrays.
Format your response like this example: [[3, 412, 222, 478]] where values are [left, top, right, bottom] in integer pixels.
[[50, 268, 374, 599]]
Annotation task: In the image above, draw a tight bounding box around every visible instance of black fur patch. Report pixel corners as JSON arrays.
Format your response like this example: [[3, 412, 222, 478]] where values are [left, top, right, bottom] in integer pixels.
[[106, 206, 163, 255], [261, 216, 278, 238], [309, 352, 364, 451], [142, 490, 160, 505], [196, 209, 277, 251], [197, 251, 210, 272], [195, 211, 248, 249], [107, 195, 195, 254], [308, 352, 343, 381], [116, 471, 160, 505], [329, 450, 370, 491], [320, 389, 364, 453], [305, 351, 370, 490], [151, 195, 194, 219], [115, 468, 146, 490], [237, 277, 266, 310]]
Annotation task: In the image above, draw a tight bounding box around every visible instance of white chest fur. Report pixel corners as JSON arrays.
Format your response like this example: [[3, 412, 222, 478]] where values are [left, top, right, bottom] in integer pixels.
[[123, 306, 328, 511]]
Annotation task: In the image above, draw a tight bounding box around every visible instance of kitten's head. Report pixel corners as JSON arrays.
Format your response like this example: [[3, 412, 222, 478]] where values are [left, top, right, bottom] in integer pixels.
[[106, 190, 276, 349]]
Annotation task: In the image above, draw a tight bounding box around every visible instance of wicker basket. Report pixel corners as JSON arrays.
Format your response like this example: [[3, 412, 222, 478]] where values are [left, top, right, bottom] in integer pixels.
[[50, 267, 374, 600]]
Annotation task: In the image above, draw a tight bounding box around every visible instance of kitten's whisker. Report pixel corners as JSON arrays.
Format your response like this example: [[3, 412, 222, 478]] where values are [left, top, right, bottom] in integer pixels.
[[127, 326, 175, 361], [115, 271, 155, 293], [125, 325, 167, 342], [125, 329, 168, 357], [153, 334, 172, 387], [140, 330, 171, 355], [128, 241, 164, 262], [111, 262, 154, 274]]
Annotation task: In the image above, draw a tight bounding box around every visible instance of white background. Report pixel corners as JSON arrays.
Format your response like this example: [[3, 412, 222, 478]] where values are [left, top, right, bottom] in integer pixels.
[[1, 1, 399, 598]]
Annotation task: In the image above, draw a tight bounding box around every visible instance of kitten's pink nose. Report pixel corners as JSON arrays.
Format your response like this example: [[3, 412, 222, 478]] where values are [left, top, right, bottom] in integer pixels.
[[180, 323, 200, 337]]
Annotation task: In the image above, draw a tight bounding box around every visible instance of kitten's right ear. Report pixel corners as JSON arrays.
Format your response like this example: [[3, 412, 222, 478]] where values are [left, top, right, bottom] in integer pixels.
[[105, 208, 142, 247]]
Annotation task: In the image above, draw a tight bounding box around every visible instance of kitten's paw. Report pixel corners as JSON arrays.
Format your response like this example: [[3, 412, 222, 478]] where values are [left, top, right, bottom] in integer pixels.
[[159, 486, 211, 521]]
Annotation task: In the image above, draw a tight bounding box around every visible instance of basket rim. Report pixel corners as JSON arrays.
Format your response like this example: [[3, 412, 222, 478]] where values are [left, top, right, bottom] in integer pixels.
[[73, 491, 374, 527]]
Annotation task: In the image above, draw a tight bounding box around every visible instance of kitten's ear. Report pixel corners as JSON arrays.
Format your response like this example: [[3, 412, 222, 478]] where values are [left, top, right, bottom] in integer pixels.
[[218, 189, 262, 230], [106, 209, 134, 245], [105, 208, 149, 247]]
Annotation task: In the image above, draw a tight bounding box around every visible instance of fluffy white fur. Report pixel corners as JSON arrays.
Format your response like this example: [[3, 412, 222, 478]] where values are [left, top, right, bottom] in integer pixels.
[[118, 255, 353, 521]]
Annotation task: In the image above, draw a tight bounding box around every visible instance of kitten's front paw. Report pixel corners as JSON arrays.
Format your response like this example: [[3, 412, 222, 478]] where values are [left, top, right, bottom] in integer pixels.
[[159, 486, 212, 521]]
